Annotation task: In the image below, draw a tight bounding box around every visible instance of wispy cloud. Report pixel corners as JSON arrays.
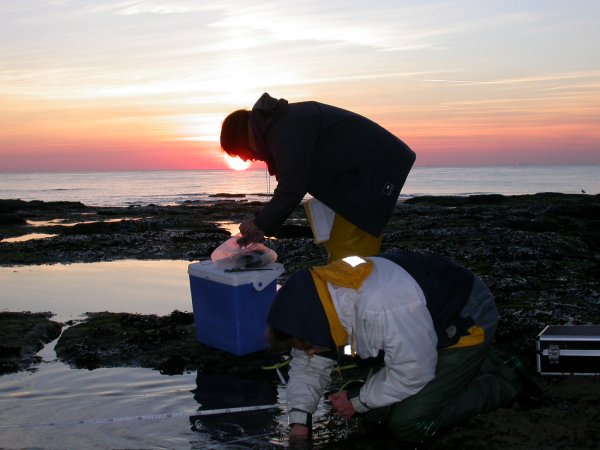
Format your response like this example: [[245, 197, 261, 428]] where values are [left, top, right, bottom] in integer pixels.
[[83, 0, 220, 15], [1, 0, 599, 169], [422, 70, 600, 86]]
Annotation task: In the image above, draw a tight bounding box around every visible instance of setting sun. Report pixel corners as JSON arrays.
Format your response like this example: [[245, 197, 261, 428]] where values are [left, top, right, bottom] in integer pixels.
[[223, 153, 251, 171], [1, 2, 599, 172]]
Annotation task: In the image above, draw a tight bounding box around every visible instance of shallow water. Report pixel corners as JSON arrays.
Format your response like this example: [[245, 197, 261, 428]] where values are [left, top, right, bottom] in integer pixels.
[[0, 233, 58, 243], [0, 260, 342, 449], [0, 339, 288, 449], [0, 260, 193, 322]]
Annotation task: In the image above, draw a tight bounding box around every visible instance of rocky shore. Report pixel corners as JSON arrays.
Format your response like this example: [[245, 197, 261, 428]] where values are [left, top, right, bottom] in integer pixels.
[[1, 193, 599, 449], [0, 311, 62, 374]]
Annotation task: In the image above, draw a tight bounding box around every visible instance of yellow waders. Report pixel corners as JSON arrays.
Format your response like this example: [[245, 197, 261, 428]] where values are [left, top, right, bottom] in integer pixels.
[[323, 214, 383, 261]]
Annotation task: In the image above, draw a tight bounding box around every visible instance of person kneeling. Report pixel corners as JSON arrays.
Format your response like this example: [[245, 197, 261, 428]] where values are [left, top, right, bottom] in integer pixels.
[[267, 251, 533, 443]]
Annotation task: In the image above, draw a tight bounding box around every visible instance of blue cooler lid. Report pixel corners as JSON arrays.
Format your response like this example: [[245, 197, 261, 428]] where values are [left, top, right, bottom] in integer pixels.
[[188, 261, 284, 291]]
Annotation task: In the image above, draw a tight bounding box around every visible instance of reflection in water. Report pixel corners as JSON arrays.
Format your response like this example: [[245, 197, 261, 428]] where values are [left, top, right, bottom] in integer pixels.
[[0, 351, 287, 448], [0, 260, 370, 448], [1, 218, 144, 243], [1, 233, 57, 243], [215, 221, 241, 236], [0, 342, 361, 448], [0, 356, 200, 448], [190, 374, 283, 448], [27, 218, 66, 226], [193, 374, 278, 409], [26, 217, 144, 227], [0, 260, 193, 322]]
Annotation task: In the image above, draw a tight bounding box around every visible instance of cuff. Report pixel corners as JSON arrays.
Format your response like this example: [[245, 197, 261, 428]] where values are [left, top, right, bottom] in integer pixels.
[[253, 214, 274, 237], [288, 409, 312, 428], [348, 389, 370, 414]]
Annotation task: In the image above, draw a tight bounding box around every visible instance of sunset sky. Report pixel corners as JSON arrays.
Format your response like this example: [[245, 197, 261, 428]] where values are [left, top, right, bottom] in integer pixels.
[[1, 0, 599, 171]]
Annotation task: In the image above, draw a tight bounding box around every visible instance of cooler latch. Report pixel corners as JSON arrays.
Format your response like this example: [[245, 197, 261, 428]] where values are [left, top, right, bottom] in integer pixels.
[[253, 280, 266, 291], [548, 344, 560, 364]]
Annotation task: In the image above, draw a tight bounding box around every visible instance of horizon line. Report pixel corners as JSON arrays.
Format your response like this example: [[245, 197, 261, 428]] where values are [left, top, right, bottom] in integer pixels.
[[2, 162, 600, 174]]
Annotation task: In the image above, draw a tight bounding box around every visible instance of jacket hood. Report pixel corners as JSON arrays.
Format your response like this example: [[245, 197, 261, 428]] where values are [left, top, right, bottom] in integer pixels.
[[267, 269, 335, 349], [252, 92, 288, 114], [250, 93, 288, 176]]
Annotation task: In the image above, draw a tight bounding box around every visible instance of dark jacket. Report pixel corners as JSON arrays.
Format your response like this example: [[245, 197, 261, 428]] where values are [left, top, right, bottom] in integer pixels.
[[250, 93, 416, 237], [380, 251, 476, 348]]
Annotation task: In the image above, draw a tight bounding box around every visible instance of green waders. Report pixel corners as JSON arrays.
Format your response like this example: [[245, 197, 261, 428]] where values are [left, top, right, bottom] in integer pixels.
[[363, 342, 522, 443]]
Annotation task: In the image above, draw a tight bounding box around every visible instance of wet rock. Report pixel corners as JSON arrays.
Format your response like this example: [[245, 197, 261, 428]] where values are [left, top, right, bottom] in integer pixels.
[[55, 311, 284, 380], [0, 199, 87, 213], [0, 312, 62, 374], [2, 194, 599, 357], [208, 193, 247, 198], [0, 213, 26, 226]]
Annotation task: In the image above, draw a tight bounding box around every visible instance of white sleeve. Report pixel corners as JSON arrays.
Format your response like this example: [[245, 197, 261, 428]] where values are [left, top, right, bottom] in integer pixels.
[[286, 348, 336, 414], [351, 302, 438, 413]]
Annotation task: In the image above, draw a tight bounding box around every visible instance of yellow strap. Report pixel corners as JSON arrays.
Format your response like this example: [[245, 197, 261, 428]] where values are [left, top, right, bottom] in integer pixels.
[[311, 258, 374, 289], [446, 325, 486, 349], [310, 271, 348, 347], [309, 258, 374, 348]]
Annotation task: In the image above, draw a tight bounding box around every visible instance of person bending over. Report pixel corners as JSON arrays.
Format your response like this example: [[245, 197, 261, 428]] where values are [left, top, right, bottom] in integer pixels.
[[220, 93, 416, 260]]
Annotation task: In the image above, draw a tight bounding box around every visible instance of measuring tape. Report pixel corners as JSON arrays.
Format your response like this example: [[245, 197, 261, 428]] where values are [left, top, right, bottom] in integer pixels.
[[0, 404, 280, 429]]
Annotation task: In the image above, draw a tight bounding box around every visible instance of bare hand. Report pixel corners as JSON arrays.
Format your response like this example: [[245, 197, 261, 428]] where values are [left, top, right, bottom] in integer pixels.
[[328, 390, 356, 420], [238, 219, 265, 245], [289, 423, 310, 439]]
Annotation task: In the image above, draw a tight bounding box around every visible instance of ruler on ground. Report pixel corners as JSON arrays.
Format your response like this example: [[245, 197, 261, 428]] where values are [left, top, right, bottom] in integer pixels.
[[0, 404, 280, 429]]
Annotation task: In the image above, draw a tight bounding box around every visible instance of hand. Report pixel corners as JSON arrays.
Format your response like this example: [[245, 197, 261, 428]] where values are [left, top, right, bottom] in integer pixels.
[[238, 219, 265, 245], [328, 390, 356, 420], [289, 423, 310, 440]]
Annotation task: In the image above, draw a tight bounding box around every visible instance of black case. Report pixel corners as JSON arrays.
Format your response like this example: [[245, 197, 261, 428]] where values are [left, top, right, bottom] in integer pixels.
[[536, 325, 600, 375]]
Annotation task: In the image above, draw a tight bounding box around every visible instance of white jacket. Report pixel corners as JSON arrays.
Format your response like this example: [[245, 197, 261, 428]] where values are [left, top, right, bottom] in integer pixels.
[[286, 257, 438, 415]]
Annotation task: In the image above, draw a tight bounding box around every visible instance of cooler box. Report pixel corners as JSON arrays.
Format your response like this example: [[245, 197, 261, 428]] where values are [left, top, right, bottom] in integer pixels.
[[188, 261, 284, 356], [536, 325, 600, 375]]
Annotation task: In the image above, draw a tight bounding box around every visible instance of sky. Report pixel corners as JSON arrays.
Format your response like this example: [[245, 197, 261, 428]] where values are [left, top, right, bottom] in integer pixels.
[[1, 0, 599, 172]]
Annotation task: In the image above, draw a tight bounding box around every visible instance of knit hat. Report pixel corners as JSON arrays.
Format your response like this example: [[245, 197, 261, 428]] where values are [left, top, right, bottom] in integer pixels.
[[267, 270, 335, 349], [220, 109, 251, 157]]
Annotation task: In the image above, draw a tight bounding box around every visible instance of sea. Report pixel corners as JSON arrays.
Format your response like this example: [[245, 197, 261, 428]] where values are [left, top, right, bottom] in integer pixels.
[[0, 165, 599, 449], [1, 165, 599, 207]]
